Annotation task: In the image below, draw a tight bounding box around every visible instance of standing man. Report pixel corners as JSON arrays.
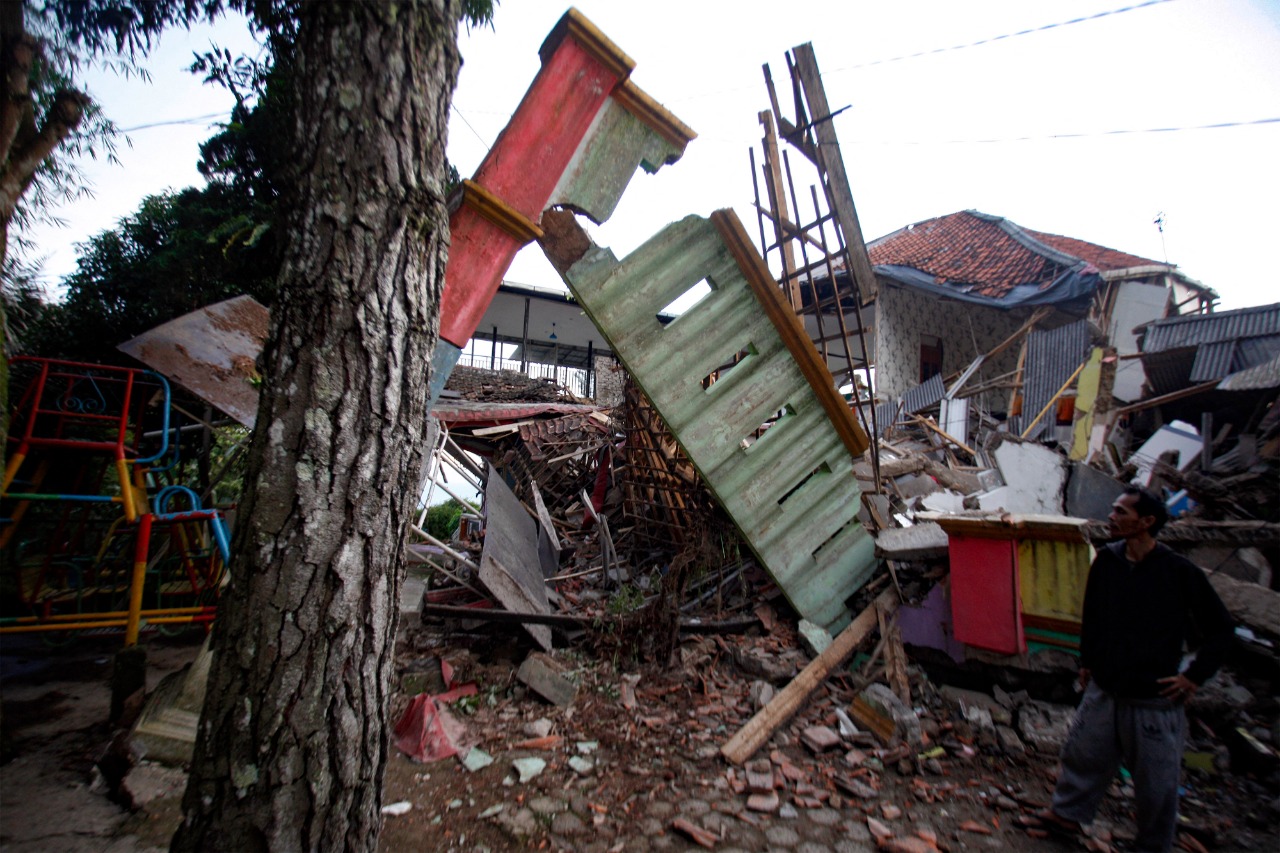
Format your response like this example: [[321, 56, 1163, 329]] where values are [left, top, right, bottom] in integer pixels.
[[1039, 485, 1233, 852]]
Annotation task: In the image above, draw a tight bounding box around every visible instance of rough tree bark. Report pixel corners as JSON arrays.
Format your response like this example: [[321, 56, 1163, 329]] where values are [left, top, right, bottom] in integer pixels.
[[0, 2, 89, 265], [172, 1, 461, 850]]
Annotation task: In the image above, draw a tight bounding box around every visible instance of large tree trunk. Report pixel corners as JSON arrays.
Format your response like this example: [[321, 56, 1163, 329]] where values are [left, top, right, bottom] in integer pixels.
[[172, 2, 460, 850]]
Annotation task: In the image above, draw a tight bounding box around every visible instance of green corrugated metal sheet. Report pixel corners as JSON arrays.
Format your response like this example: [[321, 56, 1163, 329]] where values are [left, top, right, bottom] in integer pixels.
[[552, 212, 875, 632]]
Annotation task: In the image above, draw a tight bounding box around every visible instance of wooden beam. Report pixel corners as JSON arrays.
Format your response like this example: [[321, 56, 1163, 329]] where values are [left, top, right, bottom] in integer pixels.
[[420, 603, 760, 635], [790, 44, 878, 302], [1020, 361, 1086, 439], [712, 210, 870, 457], [721, 589, 896, 765], [909, 414, 977, 458], [1113, 380, 1219, 416]]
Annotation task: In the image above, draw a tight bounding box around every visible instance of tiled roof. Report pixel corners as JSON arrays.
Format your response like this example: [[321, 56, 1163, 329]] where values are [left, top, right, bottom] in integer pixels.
[[1024, 230, 1162, 272], [867, 210, 1165, 299]]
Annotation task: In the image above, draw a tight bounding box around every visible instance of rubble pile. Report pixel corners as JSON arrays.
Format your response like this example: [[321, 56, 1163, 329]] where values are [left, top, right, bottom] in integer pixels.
[[445, 364, 571, 403], [396, 329, 1280, 851]]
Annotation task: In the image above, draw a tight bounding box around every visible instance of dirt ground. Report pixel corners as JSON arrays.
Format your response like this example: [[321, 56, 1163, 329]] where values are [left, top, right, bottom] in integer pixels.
[[1, 613, 1277, 852]]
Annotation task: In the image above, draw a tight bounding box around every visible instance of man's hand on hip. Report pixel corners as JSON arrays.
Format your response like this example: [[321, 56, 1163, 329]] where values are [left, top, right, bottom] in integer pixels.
[[1158, 673, 1197, 703]]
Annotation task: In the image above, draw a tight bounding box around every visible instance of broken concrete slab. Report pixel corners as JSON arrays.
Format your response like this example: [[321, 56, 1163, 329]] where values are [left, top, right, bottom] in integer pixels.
[[860, 683, 921, 746], [893, 472, 940, 500], [511, 757, 547, 783], [874, 522, 950, 561], [919, 489, 968, 514], [980, 439, 1068, 515], [516, 652, 577, 707], [797, 619, 833, 658], [121, 761, 187, 808], [461, 747, 495, 772], [1188, 545, 1273, 587], [1202, 569, 1280, 636], [939, 686, 1012, 728], [1016, 699, 1075, 754]]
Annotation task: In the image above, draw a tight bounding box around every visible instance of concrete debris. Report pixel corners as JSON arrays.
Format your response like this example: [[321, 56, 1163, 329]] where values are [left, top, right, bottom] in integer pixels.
[[461, 747, 494, 772], [796, 620, 832, 658], [511, 757, 547, 783], [1015, 699, 1076, 755], [522, 717, 554, 739], [515, 653, 577, 707]]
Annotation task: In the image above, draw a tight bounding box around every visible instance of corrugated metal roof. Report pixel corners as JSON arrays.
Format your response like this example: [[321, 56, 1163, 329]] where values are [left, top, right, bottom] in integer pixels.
[[1016, 319, 1091, 440], [904, 374, 946, 414], [1141, 302, 1280, 353], [1189, 340, 1238, 383], [557, 211, 876, 634], [1219, 352, 1280, 391]]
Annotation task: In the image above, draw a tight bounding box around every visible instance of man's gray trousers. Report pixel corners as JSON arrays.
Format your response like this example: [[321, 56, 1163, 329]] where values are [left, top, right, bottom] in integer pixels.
[[1051, 681, 1185, 852]]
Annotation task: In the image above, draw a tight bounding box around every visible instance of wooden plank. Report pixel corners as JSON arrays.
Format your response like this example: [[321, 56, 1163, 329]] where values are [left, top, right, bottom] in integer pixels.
[[530, 480, 561, 578], [878, 605, 911, 707], [790, 44, 878, 302], [421, 603, 760, 635], [758, 110, 801, 310], [721, 589, 896, 765], [712, 210, 869, 457]]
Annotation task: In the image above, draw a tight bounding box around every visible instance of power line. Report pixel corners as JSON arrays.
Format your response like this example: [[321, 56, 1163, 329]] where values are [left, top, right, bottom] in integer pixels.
[[825, 0, 1177, 73], [450, 105, 492, 153], [668, 0, 1177, 104], [847, 116, 1280, 145], [116, 113, 229, 133]]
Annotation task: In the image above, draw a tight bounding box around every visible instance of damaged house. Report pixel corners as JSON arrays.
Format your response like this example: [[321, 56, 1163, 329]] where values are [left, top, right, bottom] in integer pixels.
[[831, 209, 1218, 448], [5, 17, 1279, 853]]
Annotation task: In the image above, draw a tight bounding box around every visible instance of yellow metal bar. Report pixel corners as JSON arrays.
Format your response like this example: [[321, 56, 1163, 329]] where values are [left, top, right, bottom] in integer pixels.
[[0, 612, 211, 634], [124, 513, 153, 645], [1, 619, 128, 633], [117, 458, 137, 522], [2, 606, 211, 624], [2, 449, 26, 493]]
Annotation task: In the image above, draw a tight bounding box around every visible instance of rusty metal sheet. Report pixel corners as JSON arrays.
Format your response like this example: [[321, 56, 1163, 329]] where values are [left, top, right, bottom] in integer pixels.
[[546, 210, 875, 634], [479, 462, 553, 650], [117, 296, 268, 428]]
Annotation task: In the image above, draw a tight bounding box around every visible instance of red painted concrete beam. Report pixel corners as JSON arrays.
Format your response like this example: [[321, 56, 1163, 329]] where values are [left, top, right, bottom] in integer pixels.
[[439, 8, 694, 350]]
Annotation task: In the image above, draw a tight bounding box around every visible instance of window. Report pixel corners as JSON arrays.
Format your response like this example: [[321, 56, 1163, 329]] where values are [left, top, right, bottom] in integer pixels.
[[920, 335, 943, 383]]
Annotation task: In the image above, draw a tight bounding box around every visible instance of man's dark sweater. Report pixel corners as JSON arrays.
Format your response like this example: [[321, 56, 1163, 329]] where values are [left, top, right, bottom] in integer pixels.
[[1080, 541, 1234, 699]]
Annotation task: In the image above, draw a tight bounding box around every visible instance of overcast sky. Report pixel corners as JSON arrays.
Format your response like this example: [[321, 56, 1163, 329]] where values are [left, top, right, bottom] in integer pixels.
[[24, 0, 1280, 311]]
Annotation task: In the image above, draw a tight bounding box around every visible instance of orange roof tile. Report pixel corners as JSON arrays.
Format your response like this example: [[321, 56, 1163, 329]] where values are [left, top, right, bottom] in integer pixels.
[[867, 210, 1166, 299]]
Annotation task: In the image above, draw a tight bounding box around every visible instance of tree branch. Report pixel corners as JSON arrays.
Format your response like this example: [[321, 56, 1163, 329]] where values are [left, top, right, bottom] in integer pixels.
[[0, 88, 89, 223], [1, 19, 38, 170]]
